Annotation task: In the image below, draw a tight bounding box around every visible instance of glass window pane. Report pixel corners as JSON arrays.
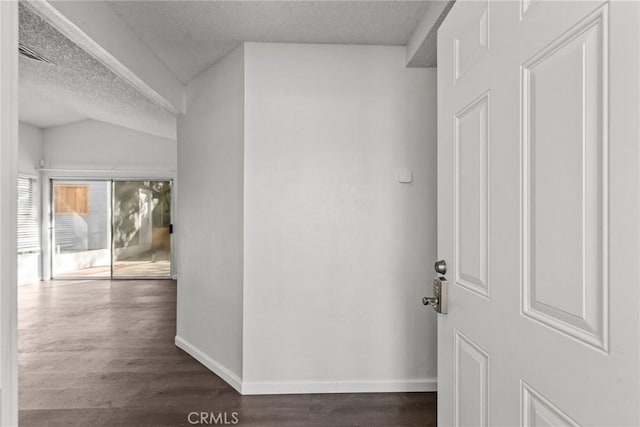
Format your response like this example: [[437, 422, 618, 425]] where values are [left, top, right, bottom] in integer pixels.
[[112, 180, 171, 278], [52, 180, 111, 278]]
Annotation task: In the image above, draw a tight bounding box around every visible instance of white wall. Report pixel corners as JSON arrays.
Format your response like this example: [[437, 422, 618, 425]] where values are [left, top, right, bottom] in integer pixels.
[[43, 119, 176, 171], [18, 122, 43, 285], [18, 122, 42, 175], [176, 46, 245, 387], [241, 43, 437, 392]]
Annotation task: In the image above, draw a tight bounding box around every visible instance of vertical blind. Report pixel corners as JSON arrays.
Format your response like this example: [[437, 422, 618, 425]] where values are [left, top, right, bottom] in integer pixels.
[[17, 176, 40, 255]]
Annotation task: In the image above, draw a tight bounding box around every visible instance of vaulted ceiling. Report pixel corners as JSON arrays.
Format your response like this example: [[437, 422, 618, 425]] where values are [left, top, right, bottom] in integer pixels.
[[19, 0, 444, 138], [19, 3, 177, 138], [107, 1, 433, 83]]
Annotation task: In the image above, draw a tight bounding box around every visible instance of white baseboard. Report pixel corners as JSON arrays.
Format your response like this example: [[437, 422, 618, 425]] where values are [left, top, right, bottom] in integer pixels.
[[174, 336, 243, 393], [175, 336, 437, 396], [241, 378, 437, 395]]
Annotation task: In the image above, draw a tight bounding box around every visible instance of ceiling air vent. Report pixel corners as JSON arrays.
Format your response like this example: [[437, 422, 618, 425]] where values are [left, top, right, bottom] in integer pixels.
[[18, 43, 55, 65]]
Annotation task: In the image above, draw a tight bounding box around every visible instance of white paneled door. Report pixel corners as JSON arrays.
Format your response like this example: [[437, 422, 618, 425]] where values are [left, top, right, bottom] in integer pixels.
[[437, 1, 640, 425]]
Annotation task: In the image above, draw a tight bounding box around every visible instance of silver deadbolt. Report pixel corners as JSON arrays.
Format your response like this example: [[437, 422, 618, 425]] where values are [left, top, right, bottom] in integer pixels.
[[423, 276, 448, 314], [434, 259, 447, 275]]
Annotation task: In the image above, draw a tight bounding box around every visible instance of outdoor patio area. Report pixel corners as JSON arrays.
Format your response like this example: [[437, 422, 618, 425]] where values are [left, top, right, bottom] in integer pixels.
[[60, 260, 171, 278], [55, 250, 171, 278]]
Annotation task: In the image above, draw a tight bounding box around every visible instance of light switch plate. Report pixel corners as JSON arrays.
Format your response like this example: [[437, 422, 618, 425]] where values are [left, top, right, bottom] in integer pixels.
[[397, 169, 413, 183]]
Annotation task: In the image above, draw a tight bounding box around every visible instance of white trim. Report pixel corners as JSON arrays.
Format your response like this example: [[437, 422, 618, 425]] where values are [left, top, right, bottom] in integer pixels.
[[174, 336, 243, 394], [0, 1, 19, 425], [175, 334, 436, 396], [38, 168, 177, 175], [241, 378, 437, 395], [38, 169, 176, 180]]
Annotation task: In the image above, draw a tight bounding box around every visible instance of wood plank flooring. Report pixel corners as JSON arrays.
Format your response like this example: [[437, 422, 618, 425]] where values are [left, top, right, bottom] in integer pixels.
[[19, 280, 436, 426]]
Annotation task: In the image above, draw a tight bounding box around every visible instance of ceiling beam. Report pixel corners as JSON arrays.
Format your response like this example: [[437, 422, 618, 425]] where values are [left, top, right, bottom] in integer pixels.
[[23, 0, 185, 115], [406, 0, 456, 68]]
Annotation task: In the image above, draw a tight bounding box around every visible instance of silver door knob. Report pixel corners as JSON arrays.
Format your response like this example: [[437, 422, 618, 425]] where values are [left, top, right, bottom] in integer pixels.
[[422, 297, 439, 306], [434, 260, 447, 275], [423, 276, 448, 314]]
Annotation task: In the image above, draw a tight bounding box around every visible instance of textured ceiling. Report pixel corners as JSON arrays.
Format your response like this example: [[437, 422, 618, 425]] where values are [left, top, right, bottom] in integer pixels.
[[107, 0, 433, 83], [19, 3, 177, 139], [19, 83, 87, 129]]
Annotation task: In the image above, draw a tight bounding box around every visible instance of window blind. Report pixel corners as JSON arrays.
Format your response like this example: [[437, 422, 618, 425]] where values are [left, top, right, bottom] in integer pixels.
[[17, 176, 40, 255]]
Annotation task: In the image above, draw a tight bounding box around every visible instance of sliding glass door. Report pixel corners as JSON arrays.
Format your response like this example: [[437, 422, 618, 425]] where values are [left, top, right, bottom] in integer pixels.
[[52, 180, 112, 278], [112, 181, 171, 278], [51, 179, 172, 279]]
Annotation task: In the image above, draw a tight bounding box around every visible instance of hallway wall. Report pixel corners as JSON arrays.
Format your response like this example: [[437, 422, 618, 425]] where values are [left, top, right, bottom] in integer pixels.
[[242, 43, 437, 392], [176, 46, 245, 387], [177, 43, 437, 393]]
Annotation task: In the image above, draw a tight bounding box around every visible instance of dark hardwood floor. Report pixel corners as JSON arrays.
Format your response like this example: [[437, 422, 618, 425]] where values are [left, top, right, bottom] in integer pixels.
[[19, 280, 436, 426]]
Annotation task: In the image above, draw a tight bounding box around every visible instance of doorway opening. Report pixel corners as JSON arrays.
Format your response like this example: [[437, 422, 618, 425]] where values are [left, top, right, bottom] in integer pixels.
[[51, 179, 173, 279]]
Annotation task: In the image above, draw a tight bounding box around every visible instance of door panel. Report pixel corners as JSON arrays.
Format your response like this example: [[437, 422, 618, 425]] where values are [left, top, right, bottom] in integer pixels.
[[453, 0, 489, 83], [437, 1, 640, 425], [522, 7, 607, 350], [454, 331, 490, 427], [521, 382, 580, 427], [455, 92, 490, 298]]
